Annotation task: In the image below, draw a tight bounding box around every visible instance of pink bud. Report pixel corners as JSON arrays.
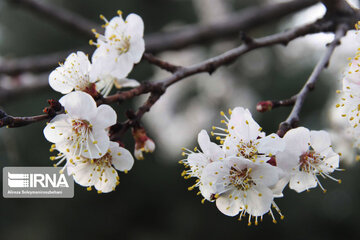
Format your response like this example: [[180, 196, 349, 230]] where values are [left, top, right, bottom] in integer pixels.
[[256, 101, 273, 112], [132, 127, 156, 160]]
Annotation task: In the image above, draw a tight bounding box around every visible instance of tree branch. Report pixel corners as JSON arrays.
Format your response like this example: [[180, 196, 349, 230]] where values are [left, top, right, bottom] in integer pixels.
[[0, 0, 319, 76], [102, 20, 328, 104], [277, 23, 348, 137], [142, 53, 182, 73], [0, 99, 63, 128], [144, 0, 320, 53], [102, 19, 339, 139], [8, 0, 98, 38], [1, 18, 329, 129], [0, 1, 355, 139]]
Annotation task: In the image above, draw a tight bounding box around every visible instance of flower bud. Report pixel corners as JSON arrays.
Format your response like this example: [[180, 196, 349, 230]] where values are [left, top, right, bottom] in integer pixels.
[[132, 126, 155, 160], [256, 101, 273, 112]]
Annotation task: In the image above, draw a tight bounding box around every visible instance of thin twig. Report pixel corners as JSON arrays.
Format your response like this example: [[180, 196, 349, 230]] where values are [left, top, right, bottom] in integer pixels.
[[277, 23, 348, 137], [143, 53, 182, 73], [0, 100, 63, 128]]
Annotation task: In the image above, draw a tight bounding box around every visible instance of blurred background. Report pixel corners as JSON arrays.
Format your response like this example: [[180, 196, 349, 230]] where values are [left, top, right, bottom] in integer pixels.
[[1, 0, 360, 239]]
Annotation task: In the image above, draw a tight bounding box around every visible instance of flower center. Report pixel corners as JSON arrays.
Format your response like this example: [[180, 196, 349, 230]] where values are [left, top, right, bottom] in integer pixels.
[[229, 167, 254, 191], [93, 152, 113, 167], [236, 140, 258, 159], [74, 74, 92, 91], [108, 34, 131, 55], [67, 119, 101, 157], [299, 150, 323, 173], [72, 119, 92, 136]]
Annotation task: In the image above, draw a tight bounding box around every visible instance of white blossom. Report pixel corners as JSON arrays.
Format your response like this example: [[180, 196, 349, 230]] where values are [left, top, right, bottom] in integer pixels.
[[213, 107, 285, 163], [49, 51, 93, 94], [89, 11, 144, 96], [67, 141, 134, 193], [276, 127, 340, 193], [44, 91, 116, 160], [181, 130, 225, 194], [200, 157, 283, 225], [337, 54, 360, 128]]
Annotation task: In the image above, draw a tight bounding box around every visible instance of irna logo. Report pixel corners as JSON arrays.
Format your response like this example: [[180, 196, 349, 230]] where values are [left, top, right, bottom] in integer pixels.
[[3, 167, 74, 198], [8, 172, 69, 188]]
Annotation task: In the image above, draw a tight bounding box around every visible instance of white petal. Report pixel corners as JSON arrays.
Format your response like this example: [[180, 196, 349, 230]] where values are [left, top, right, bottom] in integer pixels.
[[72, 160, 100, 186], [310, 130, 331, 153], [91, 46, 107, 61], [319, 148, 339, 173], [91, 104, 117, 130], [198, 130, 211, 150], [73, 51, 91, 74], [228, 107, 261, 142], [125, 13, 144, 38], [250, 163, 281, 187], [48, 68, 75, 94], [225, 157, 252, 172], [256, 133, 285, 155], [128, 38, 145, 63], [187, 153, 209, 178], [94, 166, 118, 193], [276, 151, 300, 172], [134, 148, 143, 160], [114, 78, 140, 89], [144, 139, 155, 152], [110, 142, 134, 171], [105, 16, 126, 38], [270, 176, 290, 198], [59, 91, 97, 120], [200, 161, 230, 199], [198, 130, 225, 161], [81, 130, 110, 159], [216, 190, 242, 216], [245, 186, 273, 217], [222, 135, 238, 156], [343, 77, 360, 92], [289, 171, 317, 193], [43, 114, 71, 143], [283, 127, 310, 156], [110, 54, 134, 78], [90, 53, 132, 82]]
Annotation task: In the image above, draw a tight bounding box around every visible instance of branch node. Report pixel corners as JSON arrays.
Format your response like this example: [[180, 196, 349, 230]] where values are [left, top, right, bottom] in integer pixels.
[[307, 82, 315, 91], [240, 31, 254, 45]]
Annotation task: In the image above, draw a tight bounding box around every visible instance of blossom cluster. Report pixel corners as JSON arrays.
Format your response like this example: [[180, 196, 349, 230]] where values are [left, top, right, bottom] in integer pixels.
[[49, 11, 144, 97], [336, 45, 360, 153], [43, 11, 152, 193], [180, 107, 340, 225]]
